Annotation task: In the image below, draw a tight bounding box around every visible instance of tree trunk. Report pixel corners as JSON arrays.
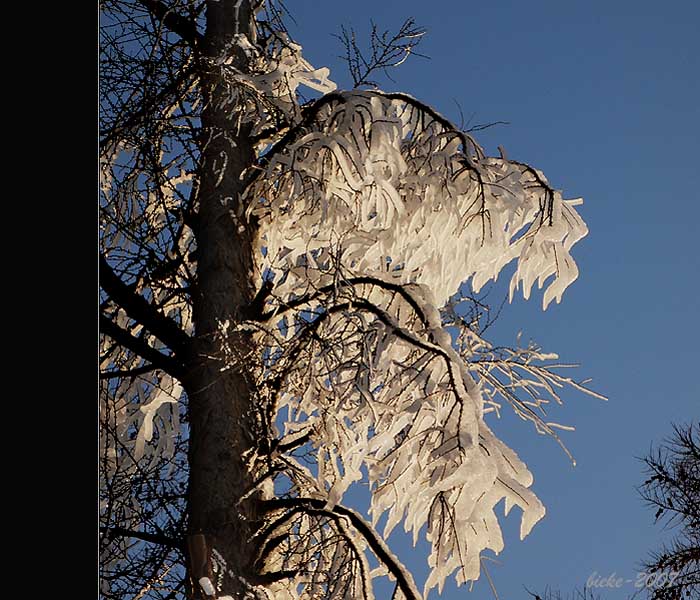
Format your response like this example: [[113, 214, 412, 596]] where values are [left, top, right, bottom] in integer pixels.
[[185, 1, 261, 596]]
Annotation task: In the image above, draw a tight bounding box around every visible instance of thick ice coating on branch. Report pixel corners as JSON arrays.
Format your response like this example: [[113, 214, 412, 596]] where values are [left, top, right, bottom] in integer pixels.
[[243, 90, 590, 597], [248, 91, 588, 310]]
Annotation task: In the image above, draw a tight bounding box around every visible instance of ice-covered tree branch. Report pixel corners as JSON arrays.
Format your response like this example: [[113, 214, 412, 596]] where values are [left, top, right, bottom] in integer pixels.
[[258, 498, 422, 600]]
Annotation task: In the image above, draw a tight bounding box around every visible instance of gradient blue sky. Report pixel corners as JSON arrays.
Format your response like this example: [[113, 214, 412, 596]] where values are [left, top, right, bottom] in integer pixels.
[[287, 1, 699, 599]]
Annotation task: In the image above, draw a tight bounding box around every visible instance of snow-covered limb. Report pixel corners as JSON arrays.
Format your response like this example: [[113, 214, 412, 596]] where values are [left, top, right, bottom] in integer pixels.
[[257, 497, 422, 600], [236, 82, 595, 596], [247, 90, 588, 310], [211, 30, 337, 140], [239, 272, 575, 595]]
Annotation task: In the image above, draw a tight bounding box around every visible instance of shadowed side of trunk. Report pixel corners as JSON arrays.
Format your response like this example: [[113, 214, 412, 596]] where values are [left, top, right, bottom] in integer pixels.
[[185, 1, 263, 596]]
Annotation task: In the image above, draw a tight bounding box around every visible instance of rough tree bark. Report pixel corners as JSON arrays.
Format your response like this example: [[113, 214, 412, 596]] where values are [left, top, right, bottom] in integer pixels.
[[185, 1, 261, 595]]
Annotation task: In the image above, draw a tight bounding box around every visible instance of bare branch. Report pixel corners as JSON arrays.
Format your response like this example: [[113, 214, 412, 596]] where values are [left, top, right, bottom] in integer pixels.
[[137, 0, 203, 46], [99, 255, 190, 356], [338, 18, 427, 88], [99, 314, 184, 380], [100, 526, 184, 550], [99, 363, 159, 380]]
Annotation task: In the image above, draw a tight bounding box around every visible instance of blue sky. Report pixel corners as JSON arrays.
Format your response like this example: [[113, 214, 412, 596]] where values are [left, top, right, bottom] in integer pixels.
[[287, 1, 699, 599]]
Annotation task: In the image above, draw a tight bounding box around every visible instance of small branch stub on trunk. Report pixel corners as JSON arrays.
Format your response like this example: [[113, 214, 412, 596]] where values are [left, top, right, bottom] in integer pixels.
[[188, 533, 215, 599]]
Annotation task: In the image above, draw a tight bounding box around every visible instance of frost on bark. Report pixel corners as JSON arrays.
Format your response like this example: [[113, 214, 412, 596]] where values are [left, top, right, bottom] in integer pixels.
[[99, 2, 603, 599]]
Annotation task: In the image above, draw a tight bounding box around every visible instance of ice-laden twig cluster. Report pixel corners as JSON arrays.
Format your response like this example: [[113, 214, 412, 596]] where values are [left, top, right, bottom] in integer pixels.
[[213, 31, 337, 139], [248, 91, 587, 310], [243, 90, 594, 597]]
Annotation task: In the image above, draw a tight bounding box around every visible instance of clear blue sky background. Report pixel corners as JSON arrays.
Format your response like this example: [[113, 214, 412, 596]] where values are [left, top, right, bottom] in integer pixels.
[[286, 2, 699, 599]]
